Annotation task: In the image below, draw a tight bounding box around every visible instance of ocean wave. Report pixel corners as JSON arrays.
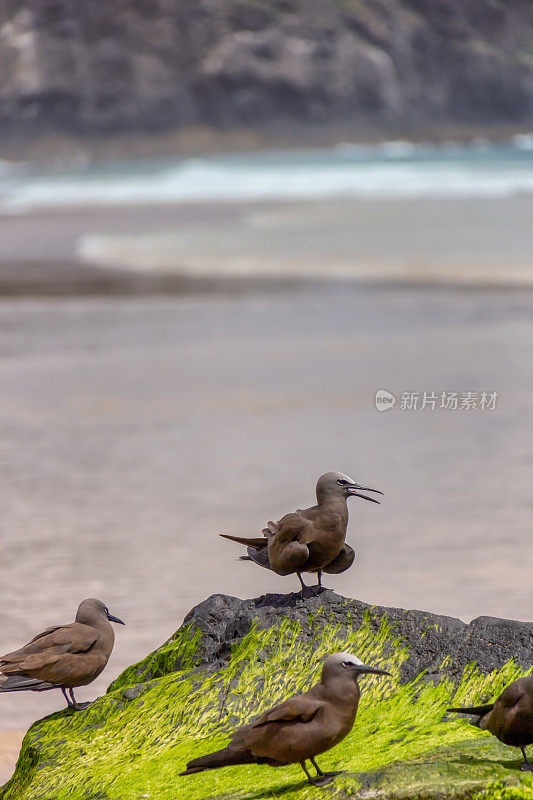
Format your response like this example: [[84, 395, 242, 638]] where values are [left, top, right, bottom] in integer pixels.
[[0, 140, 532, 211], [513, 133, 533, 151]]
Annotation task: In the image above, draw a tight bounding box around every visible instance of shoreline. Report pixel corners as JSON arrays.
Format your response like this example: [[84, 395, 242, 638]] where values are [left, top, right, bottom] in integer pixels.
[[1, 195, 532, 296], [3, 261, 533, 299], [0, 121, 531, 166]]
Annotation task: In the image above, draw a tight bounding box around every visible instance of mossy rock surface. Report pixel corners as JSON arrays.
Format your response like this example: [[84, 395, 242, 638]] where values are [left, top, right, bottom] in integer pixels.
[[1, 592, 532, 800]]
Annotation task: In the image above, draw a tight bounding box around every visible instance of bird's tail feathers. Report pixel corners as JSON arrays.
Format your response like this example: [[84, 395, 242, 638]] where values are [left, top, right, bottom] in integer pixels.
[[219, 534, 272, 569], [262, 521, 277, 540], [447, 703, 494, 721], [219, 534, 267, 549], [0, 674, 55, 693], [180, 746, 256, 775], [246, 546, 273, 570]]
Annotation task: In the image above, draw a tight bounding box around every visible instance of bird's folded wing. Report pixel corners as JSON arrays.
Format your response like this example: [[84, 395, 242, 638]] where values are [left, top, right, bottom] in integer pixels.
[[27, 625, 64, 644], [322, 544, 355, 574], [0, 625, 66, 661], [1, 625, 98, 665], [251, 696, 322, 727], [42, 625, 99, 653], [0, 652, 63, 674], [274, 512, 310, 543]]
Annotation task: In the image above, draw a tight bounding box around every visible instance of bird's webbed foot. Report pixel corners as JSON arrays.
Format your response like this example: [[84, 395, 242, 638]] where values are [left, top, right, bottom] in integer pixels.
[[64, 688, 92, 712], [310, 757, 345, 781], [73, 701, 92, 711], [308, 774, 335, 787], [300, 763, 334, 787], [520, 762, 533, 772], [319, 771, 346, 778], [299, 585, 324, 599], [297, 573, 327, 599]]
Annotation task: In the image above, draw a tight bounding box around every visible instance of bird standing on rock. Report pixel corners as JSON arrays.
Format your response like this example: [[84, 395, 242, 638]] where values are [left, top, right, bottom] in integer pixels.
[[0, 598, 125, 711], [181, 651, 390, 786], [448, 675, 533, 771], [220, 471, 382, 596]]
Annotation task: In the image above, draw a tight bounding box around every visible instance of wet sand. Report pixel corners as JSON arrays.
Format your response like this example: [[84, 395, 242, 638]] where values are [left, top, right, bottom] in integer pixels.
[[1, 286, 532, 734], [0, 732, 24, 786], [2, 196, 533, 293], [0, 196, 532, 780]]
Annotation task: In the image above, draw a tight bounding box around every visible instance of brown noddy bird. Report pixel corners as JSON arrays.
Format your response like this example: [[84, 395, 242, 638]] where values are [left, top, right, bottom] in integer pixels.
[[181, 652, 390, 786], [220, 472, 382, 595], [448, 676, 533, 771], [0, 598, 125, 711]]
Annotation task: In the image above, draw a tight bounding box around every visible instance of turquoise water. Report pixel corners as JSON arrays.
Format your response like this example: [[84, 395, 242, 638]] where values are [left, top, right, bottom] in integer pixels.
[[1, 137, 533, 210]]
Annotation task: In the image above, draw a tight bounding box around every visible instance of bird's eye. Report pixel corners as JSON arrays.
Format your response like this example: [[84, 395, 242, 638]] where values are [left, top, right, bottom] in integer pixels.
[[342, 660, 353, 668], [337, 479, 347, 486], [104, 607, 109, 615]]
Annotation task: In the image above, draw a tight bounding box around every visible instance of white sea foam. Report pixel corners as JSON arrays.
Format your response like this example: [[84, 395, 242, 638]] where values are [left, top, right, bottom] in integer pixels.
[[0, 139, 532, 211]]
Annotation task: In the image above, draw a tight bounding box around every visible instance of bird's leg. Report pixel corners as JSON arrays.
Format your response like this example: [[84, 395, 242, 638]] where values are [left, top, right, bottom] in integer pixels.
[[62, 688, 74, 709], [67, 688, 91, 712], [310, 756, 325, 775], [300, 760, 334, 787], [297, 570, 326, 598], [297, 573, 317, 600], [310, 756, 346, 780], [316, 571, 329, 593], [521, 747, 533, 771]]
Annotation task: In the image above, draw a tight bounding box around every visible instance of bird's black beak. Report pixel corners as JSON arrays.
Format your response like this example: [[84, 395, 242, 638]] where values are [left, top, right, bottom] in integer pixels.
[[356, 665, 391, 677], [347, 484, 383, 504], [107, 612, 125, 625]]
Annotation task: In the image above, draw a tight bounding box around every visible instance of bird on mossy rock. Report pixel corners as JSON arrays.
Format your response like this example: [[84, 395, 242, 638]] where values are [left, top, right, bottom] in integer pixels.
[[448, 675, 533, 771], [220, 471, 382, 597], [180, 651, 390, 787], [0, 598, 125, 711]]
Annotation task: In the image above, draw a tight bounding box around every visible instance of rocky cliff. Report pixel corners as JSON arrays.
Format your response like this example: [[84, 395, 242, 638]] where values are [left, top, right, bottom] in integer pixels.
[[1, 591, 532, 800], [0, 0, 532, 139]]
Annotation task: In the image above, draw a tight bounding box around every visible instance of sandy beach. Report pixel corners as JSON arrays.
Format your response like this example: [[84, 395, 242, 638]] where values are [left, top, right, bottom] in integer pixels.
[[1, 283, 532, 711], [0, 191, 532, 782], [2, 195, 533, 293], [0, 733, 24, 786]]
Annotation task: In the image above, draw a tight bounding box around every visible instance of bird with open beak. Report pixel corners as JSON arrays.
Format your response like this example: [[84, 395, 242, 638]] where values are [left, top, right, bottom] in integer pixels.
[[181, 651, 391, 786], [220, 471, 382, 595]]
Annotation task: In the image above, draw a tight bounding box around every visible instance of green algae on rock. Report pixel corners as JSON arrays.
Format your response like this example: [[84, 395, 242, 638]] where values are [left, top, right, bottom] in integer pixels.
[[1, 592, 532, 800]]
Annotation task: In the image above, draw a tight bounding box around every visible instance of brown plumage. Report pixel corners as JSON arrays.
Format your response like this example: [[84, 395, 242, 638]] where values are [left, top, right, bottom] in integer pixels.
[[448, 676, 533, 770], [181, 651, 390, 786], [220, 471, 382, 595], [0, 598, 125, 711]]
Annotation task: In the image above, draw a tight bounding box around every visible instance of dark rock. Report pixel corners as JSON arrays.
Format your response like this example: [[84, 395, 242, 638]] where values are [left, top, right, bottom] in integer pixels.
[[180, 591, 532, 684], [456, 615, 533, 673], [122, 684, 148, 701]]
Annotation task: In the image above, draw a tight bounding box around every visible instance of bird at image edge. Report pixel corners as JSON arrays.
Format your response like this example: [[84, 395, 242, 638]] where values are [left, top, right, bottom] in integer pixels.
[[0, 598, 125, 710], [448, 675, 533, 771], [220, 471, 382, 595]]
